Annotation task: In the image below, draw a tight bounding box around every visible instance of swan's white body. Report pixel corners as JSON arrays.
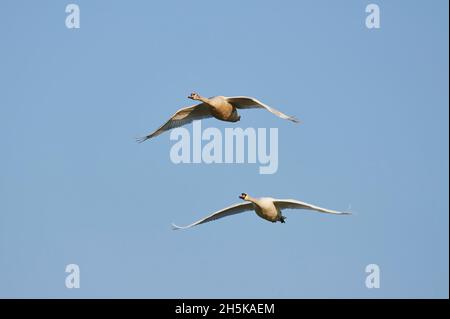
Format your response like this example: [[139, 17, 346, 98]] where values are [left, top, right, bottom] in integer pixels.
[[172, 194, 350, 230], [137, 93, 299, 142], [252, 197, 280, 221]]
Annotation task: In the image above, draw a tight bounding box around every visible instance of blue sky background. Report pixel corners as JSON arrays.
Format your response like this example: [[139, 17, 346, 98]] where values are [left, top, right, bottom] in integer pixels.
[[0, 0, 448, 298]]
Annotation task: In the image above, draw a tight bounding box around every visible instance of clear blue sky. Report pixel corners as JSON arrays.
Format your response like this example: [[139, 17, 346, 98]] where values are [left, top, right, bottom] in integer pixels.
[[0, 0, 448, 298]]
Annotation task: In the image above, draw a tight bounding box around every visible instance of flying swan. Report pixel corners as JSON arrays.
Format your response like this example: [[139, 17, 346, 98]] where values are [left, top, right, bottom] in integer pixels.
[[137, 92, 299, 142], [172, 193, 351, 230]]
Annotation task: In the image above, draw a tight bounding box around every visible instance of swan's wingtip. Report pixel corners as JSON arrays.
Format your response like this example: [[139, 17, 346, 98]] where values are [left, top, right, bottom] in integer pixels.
[[290, 117, 301, 124], [344, 204, 354, 215], [171, 223, 183, 230], [136, 136, 149, 143]]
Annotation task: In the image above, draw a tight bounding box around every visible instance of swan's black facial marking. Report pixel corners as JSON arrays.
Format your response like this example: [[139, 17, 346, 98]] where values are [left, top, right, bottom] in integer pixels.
[[239, 193, 247, 200]]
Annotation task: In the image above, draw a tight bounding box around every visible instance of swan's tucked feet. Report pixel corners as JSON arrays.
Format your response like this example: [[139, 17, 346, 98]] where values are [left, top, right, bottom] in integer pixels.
[[280, 216, 287, 223]]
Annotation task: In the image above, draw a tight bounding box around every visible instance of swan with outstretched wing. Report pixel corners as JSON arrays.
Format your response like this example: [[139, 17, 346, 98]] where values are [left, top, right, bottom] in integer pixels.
[[172, 193, 351, 230], [137, 92, 299, 142]]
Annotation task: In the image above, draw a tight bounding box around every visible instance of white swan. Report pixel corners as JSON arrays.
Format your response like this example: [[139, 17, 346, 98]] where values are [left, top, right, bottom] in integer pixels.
[[172, 193, 351, 230], [137, 92, 299, 142]]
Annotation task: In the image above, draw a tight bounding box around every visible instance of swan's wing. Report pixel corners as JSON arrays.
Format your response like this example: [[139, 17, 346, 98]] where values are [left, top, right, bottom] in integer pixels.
[[225, 96, 299, 123], [273, 199, 351, 215], [172, 202, 254, 230], [137, 103, 211, 142]]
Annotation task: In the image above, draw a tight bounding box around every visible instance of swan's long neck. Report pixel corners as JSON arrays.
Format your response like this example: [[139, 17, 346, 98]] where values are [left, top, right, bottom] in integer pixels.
[[197, 95, 211, 104], [245, 195, 259, 205]]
